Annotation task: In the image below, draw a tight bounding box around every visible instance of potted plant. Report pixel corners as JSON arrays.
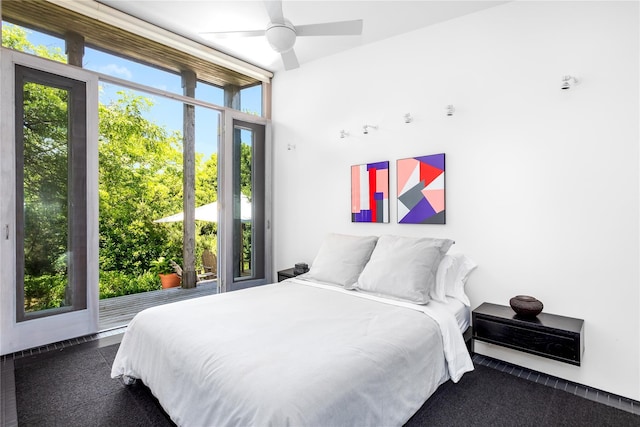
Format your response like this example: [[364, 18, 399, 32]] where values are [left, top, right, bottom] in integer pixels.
[[150, 256, 181, 289]]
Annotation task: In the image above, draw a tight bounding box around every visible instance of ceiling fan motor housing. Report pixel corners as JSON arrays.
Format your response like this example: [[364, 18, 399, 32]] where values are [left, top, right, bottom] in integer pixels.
[[266, 21, 296, 53]]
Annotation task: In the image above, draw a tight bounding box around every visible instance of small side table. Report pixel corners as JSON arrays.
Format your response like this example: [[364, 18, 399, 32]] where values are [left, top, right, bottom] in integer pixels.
[[472, 302, 584, 366], [277, 268, 296, 282]]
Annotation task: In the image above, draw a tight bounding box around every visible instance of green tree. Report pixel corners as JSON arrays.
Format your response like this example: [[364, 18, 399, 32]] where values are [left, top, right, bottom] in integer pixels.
[[3, 24, 190, 305], [3, 23, 254, 303], [98, 92, 185, 274], [196, 151, 218, 204], [2, 24, 66, 62], [4, 25, 86, 309], [4, 25, 69, 306], [22, 82, 69, 277], [239, 142, 252, 199]]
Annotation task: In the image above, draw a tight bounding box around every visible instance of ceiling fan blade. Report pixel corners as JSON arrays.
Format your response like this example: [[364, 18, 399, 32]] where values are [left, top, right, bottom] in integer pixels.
[[296, 20, 363, 37], [281, 49, 299, 70], [200, 30, 266, 39], [264, 0, 285, 25]]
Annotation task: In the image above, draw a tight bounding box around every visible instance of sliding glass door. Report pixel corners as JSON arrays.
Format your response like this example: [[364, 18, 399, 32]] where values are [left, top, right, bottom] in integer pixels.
[[0, 49, 99, 354], [219, 114, 271, 292]]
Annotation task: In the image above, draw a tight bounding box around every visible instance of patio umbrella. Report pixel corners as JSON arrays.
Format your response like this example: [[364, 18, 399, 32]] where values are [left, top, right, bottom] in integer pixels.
[[154, 195, 252, 223]]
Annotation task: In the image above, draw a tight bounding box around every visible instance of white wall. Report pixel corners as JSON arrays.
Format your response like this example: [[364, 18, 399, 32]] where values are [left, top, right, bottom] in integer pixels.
[[271, 1, 640, 400]]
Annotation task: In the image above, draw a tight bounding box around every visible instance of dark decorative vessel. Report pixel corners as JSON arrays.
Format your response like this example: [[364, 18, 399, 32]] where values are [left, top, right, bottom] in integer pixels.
[[293, 263, 309, 275], [509, 295, 543, 317]]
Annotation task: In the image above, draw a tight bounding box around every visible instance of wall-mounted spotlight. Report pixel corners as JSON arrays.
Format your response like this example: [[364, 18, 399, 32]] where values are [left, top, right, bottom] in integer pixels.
[[404, 113, 413, 123], [363, 124, 378, 135], [446, 105, 455, 116], [339, 130, 349, 139], [561, 75, 579, 90]]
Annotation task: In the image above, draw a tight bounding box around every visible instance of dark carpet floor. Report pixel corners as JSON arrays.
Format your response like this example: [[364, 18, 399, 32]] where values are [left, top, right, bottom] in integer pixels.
[[13, 340, 640, 427], [405, 365, 640, 427], [14, 341, 173, 427]]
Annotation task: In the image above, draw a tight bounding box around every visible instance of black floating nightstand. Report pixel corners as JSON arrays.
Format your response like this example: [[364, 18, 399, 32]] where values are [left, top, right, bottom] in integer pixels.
[[277, 268, 296, 282], [472, 302, 584, 366]]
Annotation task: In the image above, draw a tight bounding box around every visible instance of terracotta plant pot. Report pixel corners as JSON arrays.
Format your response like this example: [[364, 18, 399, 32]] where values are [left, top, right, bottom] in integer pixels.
[[159, 273, 181, 289]]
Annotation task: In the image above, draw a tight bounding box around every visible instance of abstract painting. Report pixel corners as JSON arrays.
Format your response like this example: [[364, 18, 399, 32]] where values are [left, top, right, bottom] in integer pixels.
[[397, 153, 445, 224], [351, 161, 389, 223]]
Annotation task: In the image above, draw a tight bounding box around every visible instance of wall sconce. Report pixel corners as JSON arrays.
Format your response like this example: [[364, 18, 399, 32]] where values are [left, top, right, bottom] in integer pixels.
[[561, 75, 579, 90], [339, 130, 349, 139], [404, 113, 413, 123], [446, 105, 455, 116], [363, 124, 378, 134]]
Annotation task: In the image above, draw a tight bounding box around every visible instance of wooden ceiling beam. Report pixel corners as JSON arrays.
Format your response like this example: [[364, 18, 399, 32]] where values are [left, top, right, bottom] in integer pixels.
[[2, 0, 269, 88]]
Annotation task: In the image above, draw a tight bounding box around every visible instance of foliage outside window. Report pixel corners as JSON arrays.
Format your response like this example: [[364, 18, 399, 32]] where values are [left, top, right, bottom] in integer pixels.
[[3, 24, 253, 309]]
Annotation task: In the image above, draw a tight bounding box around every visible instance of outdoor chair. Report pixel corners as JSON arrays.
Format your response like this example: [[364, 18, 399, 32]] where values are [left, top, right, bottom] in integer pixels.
[[199, 249, 217, 280]]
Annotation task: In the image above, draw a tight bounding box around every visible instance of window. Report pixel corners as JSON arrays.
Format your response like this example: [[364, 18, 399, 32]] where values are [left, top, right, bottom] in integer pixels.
[[1, 22, 66, 62], [240, 84, 263, 117], [2, 8, 272, 336], [84, 46, 182, 95], [15, 65, 88, 320]]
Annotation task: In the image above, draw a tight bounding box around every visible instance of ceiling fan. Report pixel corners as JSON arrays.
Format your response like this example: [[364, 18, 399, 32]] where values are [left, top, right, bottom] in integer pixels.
[[201, 0, 363, 70]]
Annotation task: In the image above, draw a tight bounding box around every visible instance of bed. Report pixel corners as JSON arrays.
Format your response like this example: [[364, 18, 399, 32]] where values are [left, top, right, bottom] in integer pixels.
[[112, 234, 477, 426]]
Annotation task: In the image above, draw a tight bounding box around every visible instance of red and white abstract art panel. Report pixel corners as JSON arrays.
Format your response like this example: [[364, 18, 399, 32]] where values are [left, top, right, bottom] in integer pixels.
[[351, 161, 389, 223]]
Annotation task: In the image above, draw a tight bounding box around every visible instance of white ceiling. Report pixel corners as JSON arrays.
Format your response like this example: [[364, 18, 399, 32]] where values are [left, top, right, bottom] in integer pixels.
[[99, 1, 509, 73]]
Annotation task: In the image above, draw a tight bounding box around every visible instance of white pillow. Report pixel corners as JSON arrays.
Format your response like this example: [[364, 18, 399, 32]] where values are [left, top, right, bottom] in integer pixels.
[[348, 235, 454, 304], [431, 255, 455, 303], [436, 253, 477, 306], [303, 233, 378, 287]]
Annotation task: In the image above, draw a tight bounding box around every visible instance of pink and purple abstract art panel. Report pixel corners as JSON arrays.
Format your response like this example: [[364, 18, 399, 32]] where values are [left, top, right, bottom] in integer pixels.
[[351, 161, 389, 223], [397, 154, 445, 224]]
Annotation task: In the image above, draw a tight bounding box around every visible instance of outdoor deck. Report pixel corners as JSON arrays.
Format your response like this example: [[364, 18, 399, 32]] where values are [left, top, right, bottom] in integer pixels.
[[98, 280, 218, 331]]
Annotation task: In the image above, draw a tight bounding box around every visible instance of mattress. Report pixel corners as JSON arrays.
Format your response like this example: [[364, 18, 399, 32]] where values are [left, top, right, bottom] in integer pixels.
[[112, 279, 473, 426]]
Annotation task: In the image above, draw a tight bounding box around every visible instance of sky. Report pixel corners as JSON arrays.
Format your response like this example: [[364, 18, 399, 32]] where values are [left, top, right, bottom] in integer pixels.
[[20, 24, 262, 160]]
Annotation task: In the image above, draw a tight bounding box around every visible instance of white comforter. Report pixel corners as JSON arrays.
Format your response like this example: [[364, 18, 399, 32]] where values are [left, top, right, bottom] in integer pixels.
[[111, 279, 473, 426]]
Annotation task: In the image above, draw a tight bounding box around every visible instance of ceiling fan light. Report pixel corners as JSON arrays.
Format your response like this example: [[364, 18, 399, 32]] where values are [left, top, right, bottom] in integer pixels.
[[266, 24, 296, 53]]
